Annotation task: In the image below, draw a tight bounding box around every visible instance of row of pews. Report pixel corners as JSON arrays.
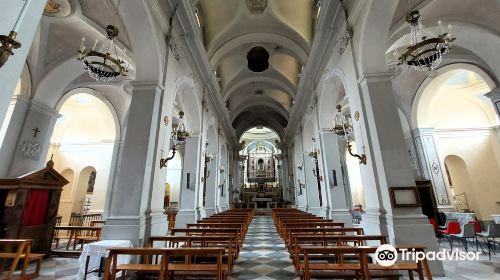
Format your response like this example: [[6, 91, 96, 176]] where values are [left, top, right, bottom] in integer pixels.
[[273, 208, 433, 280], [104, 208, 253, 280]]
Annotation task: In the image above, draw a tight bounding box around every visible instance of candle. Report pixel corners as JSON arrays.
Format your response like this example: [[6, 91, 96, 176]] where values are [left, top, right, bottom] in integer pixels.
[[12, 0, 31, 33], [438, 20, 444, 34], [92, 39, 99, 51], [80, 37, 86, 51]]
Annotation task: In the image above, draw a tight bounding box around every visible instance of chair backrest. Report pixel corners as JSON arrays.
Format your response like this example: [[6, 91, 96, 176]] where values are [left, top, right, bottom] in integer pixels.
[[468, 221, 481, 233], [447, 221, 461, 234], [491, 223, 500, 237], [429, 219, 438, 230], [462, 224, 475, 238]]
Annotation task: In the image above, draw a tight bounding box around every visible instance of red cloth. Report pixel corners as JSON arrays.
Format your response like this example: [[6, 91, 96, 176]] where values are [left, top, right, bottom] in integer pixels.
[[22, 190, 49, 226]]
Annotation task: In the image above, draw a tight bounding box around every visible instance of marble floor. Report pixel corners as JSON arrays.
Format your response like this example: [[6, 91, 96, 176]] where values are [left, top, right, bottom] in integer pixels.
[[21, 217, 500, 279]]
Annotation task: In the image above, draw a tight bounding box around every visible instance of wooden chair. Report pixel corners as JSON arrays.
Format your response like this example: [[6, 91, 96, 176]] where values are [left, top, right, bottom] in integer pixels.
[[104, 248, 167, 280], [0, 239, 44, 279]]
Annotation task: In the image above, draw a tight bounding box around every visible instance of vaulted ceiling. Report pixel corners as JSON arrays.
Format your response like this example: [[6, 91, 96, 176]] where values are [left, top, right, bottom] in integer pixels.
[[196, 0, 317, 139]]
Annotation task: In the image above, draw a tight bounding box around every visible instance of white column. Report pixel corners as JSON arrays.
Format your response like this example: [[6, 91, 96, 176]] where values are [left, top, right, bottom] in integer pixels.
[[357, 75, 443, 275], [176, 135, 202, 227], [319, 130, 352, 226], [0, 97, 29, 177], [7, 102, 59, 177], [0, 0, 46, 126], [102, 82, 167, 246], [414, 128, 454, 211]]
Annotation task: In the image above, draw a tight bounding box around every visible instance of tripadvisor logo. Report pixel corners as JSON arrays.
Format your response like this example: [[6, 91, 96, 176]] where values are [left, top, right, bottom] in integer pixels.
[[375, 244, 481, 266], [375, 244, 398, 266]]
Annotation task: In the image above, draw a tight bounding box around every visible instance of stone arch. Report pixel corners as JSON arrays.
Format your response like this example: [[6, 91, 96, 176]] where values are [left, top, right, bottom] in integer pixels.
[[173, 76, 202, 134], [55, 88, 121, 141], [357, 0, 399, 74], [411, 63, 497, 129]]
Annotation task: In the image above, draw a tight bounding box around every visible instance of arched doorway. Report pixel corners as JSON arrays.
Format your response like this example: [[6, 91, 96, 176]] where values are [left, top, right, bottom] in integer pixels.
[[48, 91, 119, 224], [165, 152, 183, 209], [414, 67, 500, 220]]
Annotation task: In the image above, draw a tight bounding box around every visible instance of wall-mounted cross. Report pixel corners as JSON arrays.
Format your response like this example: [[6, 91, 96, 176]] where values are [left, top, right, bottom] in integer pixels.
[[32, 127, 40, 138]]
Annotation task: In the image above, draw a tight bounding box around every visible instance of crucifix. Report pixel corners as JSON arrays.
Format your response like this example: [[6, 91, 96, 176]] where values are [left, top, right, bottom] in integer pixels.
[[32, 127, 40, 138]]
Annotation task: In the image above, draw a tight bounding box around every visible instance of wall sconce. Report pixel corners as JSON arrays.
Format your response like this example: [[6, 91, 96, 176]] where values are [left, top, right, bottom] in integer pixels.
[[219, 166, 225, 174], [297, 179, 305, 195], [160, 111, 191, 169], [308, 138, 323, 207], [332, 105, 367, 165], [296, 162, 303, 170], [202, 142, 213, 207], [218, 180, 225, 197]]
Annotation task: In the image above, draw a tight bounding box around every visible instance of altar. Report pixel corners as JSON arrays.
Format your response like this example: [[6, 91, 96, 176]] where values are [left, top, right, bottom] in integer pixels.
[[252, 197, 272, 209]]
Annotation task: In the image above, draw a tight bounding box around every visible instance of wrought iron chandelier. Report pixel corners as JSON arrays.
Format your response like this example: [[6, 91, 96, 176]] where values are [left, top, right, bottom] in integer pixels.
[[332, 105, 367, 165], [77, 0, 130, 82], [159, 111, 192, 169], [395, 10, 455, 72]]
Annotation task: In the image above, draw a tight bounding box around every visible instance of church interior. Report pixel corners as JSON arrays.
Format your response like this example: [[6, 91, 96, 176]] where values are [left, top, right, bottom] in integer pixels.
[[0, 0, 499, 279]]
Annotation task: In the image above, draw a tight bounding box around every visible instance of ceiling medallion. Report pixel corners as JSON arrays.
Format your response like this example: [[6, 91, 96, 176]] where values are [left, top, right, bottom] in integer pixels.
[[395, 10, 455, 72], [247, 46, 269, 72], [246, 0, 268, 14]]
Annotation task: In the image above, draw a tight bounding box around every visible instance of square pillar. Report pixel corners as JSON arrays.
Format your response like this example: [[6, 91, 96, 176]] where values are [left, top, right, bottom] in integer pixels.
[[356, 75, 444, 275], [102, 82, 167, 246], [176, 135, 202, 227]]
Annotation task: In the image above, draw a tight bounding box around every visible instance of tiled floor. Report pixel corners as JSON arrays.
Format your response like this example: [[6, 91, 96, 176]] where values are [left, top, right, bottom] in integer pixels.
[[21, 216, 500, 279], [228, 216, 298, 280]]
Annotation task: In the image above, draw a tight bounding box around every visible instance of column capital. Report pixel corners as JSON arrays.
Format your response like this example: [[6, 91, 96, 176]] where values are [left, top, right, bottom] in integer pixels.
[[412, 127, 435, 136], [129, 81, 163, 93], [485, 87, 500, 100], [29, 101, 60, 118], [357, 72, 393, 87]]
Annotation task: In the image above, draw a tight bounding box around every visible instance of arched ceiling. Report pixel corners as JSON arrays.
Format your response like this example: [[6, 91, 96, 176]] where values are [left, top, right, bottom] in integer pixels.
[[197, 0, 315, 138]]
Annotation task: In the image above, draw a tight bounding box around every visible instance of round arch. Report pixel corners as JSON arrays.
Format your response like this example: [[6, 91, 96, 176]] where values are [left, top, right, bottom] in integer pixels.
[[55, 88, 121, 141], [411, 63, 497, 129]]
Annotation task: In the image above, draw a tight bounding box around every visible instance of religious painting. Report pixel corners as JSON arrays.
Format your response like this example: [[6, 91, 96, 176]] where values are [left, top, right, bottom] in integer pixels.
[[86, 170, 97, 193]]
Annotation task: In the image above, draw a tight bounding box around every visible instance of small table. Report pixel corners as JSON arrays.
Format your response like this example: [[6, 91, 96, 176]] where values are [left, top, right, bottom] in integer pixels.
[[77, 240, 132, 280]]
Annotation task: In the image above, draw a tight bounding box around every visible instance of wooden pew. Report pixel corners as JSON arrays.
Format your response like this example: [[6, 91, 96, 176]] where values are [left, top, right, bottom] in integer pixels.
[[290, 235, 387, 270], [166, 247, 227, 280], [298, 245, 432, 280], [148, 235, 236, 272], [104, 248, 167, 280], [52, 226, 102, 250], [0, 239, 44, 279], [286, 228, 365, 248]]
